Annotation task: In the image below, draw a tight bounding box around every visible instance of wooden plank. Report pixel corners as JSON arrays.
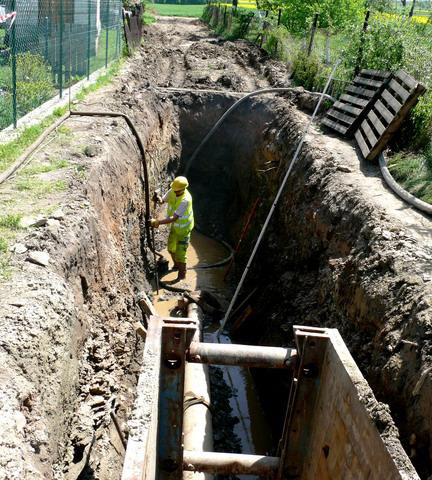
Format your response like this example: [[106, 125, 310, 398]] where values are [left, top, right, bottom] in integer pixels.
[[394, 69, 417, 90], [360, 69, 391, 79], [375, 99, 394, 124], [355, 129, 370, 158], [321, 117, 348, 135], [340, 94, 368, 107], [353, 76, 383, 89], [388, 78, 410, 102], [333, 101, 362, 116], [360, 119, 378, 147], [366, 82, 426, 161], [382, 89, 402, 113], [327, 109, 355, 126], [367, 109, 386, 136], [346, 84, 376, 98]]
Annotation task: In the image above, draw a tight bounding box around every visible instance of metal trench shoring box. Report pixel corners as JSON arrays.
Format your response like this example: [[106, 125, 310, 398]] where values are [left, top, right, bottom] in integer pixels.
[[124, 318, 417, 480], [155, 316, 297, 480]]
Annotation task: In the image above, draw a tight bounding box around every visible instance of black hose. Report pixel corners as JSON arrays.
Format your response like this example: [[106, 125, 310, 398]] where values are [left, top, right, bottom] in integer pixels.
[[183, 87, 335, 176], [70, 110, 153, 246]]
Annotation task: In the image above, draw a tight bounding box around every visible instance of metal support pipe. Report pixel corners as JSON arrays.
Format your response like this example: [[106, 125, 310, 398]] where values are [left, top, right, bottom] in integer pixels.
[[188, 342, 296, 369], [183, 304, 213, 480], [183, 451, 280, 476]]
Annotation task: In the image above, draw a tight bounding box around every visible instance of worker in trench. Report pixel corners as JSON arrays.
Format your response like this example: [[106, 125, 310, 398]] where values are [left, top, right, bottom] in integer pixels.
[[149, 176, 194, 282]]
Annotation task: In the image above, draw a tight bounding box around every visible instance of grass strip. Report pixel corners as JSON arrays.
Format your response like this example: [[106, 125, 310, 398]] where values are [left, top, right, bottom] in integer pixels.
[[0, 60, 123, 176], [388, 148, 432, 204], [150, 4, 205, 17]]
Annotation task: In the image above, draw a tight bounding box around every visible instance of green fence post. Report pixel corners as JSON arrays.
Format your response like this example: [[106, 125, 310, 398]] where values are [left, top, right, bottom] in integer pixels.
[[11, 0, 17, 128], [307, 12, 318, 56], [44, 17, 49, 61], [87, 0, 91, 79], [354, 10, 370, 75], [117, 1, 122, 58], [59, 0, 64, 98], [105, 0, 110, 67]]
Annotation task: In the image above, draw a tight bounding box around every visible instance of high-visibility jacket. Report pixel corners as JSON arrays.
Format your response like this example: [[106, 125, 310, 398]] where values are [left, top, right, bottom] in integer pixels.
[[167, 188, 194, 235]]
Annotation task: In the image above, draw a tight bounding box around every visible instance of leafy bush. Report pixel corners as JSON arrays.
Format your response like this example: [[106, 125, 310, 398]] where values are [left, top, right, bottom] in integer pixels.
[[228, 9, 255, 40], [0, 52, 55, 127], [15, 53, 55, 116], [291, 50, 331, 91], [201, 4, 213, 23], [263, 25, 290, 57]]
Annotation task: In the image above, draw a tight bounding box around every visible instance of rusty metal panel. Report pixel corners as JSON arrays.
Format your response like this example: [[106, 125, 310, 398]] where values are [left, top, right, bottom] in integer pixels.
[[157, 318, 197, 479], [277, 327, 330, 479]]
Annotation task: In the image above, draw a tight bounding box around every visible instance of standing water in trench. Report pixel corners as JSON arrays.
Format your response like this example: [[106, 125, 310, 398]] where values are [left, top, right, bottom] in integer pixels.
[[152, 229, 274, 477]]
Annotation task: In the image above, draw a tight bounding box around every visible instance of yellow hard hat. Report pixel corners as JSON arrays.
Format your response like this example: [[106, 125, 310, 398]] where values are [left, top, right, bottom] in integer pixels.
[[171, 176, 189, 192]]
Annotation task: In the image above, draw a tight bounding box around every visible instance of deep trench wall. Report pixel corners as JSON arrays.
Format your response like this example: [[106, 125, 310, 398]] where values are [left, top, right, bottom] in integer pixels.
[[178, 94, 430, 475], [0, 93, 179, 479], [175, 92, 277, 241]]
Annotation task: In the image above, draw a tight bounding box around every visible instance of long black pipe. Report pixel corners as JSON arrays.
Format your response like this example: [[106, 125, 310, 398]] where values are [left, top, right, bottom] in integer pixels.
[[69, 110, 152, 247]]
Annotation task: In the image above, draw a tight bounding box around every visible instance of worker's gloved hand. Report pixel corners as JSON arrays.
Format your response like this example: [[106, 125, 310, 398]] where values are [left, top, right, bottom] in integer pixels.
[[149, 218, 160, 228]]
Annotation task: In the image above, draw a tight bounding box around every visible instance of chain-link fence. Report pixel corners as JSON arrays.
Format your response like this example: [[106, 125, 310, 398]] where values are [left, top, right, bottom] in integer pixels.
[[0, 0, 123, 130]]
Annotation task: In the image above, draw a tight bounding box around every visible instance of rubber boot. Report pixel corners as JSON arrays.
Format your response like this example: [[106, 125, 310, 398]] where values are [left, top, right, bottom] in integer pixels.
[[170, 253, 179, 271], [176, 262, 187, 281]]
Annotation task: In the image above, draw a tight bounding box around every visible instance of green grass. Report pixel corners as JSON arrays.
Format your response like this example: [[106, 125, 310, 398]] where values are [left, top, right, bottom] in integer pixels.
[[0, 107, 68, 174], [150, 3, 205, 17], [388, 148, 432, 204], [0, 214, 22, 230], [0, 237, 7, 253], [75, 59, 123, 102], [15, 178, 67, 196], [143, 10, 157, 25], [20, 159, 69, 176], [0, 57, 122, 176], [0, 214, 22, 277]]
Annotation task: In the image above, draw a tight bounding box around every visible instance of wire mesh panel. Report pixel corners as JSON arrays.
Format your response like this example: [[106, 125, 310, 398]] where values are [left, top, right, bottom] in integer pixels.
[[0, 0, 122, 130]]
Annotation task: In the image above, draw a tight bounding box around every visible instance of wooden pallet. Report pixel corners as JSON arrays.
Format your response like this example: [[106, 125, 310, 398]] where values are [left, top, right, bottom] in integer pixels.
[[355, 70, 426, 161], [322, 70, 390, 136]]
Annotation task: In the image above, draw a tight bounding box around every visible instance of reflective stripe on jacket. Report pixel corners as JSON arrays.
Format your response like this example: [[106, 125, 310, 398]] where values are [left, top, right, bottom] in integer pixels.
[[166, 189, 194, 234]]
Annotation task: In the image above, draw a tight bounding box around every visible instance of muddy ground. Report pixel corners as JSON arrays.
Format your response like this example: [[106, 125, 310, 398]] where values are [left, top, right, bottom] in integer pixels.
[[0, 14, 431, 480]]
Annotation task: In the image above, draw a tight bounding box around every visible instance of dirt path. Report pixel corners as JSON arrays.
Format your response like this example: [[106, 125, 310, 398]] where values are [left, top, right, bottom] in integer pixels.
[[318, 131, 432, 255], [137, 16, 282, 91]]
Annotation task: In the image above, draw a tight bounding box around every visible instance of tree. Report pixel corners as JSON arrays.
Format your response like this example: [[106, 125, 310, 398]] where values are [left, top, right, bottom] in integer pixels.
[[259, 0, 365, 33]]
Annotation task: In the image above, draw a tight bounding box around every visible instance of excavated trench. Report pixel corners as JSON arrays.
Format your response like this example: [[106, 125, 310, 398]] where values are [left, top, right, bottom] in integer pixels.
[[1, 21, 432, 480]]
